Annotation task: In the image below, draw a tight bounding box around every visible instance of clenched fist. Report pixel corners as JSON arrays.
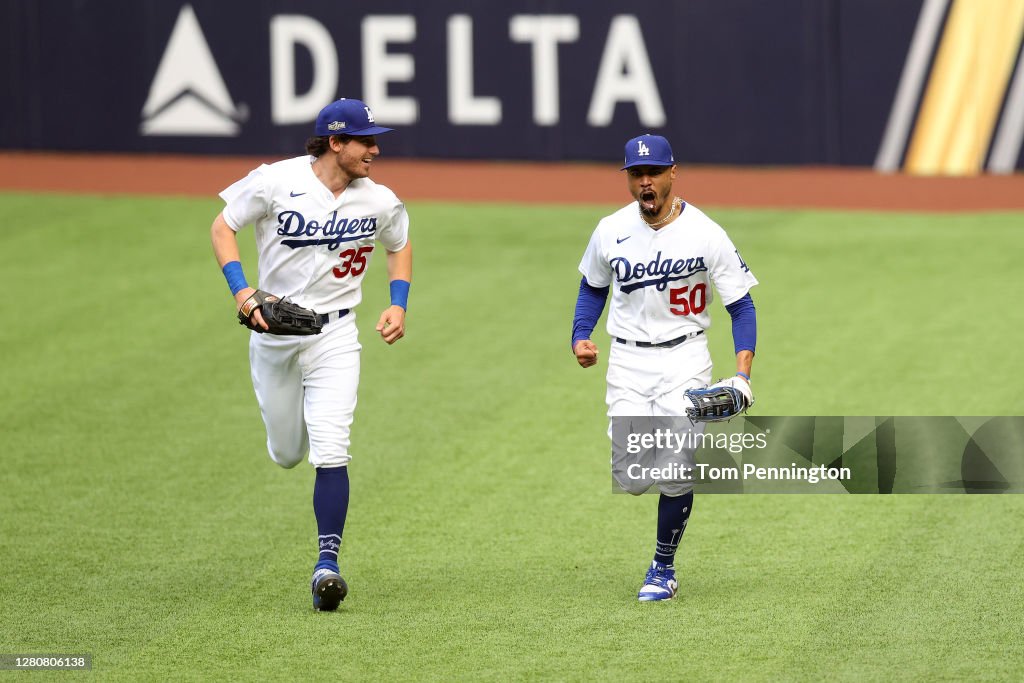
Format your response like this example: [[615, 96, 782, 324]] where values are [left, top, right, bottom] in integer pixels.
[[573, 340, 599, 368]]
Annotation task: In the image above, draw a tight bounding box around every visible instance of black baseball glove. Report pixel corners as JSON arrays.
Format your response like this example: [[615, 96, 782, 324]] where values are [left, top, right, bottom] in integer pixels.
[[684, 377, 754, 422], [237, 290, 323, 336]]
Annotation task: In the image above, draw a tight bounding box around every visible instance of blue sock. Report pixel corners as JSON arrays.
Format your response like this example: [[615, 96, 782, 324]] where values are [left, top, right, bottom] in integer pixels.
[[313, 466, 349, 572], [654, 491, 693, 566]]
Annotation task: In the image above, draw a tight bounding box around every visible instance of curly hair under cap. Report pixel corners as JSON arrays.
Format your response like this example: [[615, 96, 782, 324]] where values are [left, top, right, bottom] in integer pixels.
[[305, 135, 352, 157]]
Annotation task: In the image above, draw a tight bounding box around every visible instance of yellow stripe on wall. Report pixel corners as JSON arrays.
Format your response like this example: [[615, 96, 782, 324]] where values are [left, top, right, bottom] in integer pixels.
[[905, 0, 1024, 175]]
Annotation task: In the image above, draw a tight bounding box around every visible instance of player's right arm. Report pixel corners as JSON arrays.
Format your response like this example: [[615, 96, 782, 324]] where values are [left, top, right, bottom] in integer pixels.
[[573, 339, 600, 368], [571, 277, 609, 368], [210, 211, 268, 330], [573, 225, 613, 368]]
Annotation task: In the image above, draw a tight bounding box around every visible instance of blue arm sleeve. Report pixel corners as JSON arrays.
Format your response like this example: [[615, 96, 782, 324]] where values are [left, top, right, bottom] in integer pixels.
[[725, 293, 757, 354], [571, 277, 609, 350]]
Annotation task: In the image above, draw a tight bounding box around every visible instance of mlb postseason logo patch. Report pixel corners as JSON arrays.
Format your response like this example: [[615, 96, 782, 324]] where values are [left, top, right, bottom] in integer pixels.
[[327, 121, 346, 131]]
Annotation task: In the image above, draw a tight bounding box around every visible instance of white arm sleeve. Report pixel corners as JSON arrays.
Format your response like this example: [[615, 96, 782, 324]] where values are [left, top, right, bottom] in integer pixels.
[[578, 226, 612, 287], [219, 165, 271, 231], [377, 200, 410, 252], [708, 227, 758, 306]]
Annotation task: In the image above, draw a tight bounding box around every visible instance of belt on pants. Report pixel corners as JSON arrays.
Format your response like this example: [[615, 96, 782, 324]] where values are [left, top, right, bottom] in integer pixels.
[[614, 329, 703, 348], [317, 309, 350, 325]]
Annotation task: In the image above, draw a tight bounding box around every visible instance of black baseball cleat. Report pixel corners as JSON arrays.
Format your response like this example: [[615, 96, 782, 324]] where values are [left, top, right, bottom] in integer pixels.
[[311, 567, 348, 611]]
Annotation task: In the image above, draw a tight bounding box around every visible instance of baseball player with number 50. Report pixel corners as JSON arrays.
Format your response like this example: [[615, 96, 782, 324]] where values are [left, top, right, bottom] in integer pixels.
[[210, 98, 412, 611], [572, 134, 758, 601]]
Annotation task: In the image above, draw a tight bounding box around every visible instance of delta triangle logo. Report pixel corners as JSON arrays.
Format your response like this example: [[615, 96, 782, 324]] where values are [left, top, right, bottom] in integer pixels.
[[140, 4, 246, 136]]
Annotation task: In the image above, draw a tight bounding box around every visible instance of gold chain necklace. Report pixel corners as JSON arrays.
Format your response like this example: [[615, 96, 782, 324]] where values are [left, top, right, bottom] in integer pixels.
[[639, 196, 682, 228]]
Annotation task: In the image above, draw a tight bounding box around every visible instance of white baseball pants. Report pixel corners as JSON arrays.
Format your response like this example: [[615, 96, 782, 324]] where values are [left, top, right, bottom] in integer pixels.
[[248, 314, 361, 468], [607, 335, 713, 495]]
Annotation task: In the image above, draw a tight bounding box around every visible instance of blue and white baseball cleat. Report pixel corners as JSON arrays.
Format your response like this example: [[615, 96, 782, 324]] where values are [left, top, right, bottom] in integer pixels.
[[637, 561, 678, 602], [311, 565, 348, 611]]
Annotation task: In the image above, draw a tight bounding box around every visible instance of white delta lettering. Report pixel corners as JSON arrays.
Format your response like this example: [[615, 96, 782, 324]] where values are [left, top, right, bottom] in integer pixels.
[[269, 15, 339, 125], [267, 12, 665, 127]]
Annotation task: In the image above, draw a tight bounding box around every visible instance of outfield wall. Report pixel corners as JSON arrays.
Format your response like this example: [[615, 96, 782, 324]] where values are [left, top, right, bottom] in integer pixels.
[[4, 0, 1024, 173]]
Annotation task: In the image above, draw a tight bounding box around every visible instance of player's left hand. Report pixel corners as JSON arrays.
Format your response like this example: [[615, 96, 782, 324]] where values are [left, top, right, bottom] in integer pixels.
[[684, 375, 755, 422], [375, 305, 406, 344], [720, 375, 754, 409]]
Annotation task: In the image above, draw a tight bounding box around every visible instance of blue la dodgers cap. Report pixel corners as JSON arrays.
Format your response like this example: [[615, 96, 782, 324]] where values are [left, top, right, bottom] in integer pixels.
[[621, 134, 675, 170], [314, 98, 394, 136]]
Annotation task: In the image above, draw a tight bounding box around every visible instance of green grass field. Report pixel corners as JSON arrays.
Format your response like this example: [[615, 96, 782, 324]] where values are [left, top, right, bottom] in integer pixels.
[[1, 192, 1022, 681]]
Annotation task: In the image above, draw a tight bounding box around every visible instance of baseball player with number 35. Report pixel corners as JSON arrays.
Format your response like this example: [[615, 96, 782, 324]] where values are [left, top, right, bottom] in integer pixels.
[[210, 99, 412, 611], [572, 134, 758, 602]]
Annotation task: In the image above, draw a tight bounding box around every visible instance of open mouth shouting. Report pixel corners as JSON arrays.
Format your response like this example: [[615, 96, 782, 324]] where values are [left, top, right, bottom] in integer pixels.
[[640, 190, 658, 214]]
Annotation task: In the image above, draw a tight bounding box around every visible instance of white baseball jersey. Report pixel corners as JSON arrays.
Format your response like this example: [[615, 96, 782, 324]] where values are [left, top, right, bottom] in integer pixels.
[[579, 201, 757, 343], [220, 155, 409, 313]]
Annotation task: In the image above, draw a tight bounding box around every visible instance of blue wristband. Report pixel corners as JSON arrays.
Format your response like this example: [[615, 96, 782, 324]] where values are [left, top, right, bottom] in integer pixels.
[[736, 371, 750, 381], [222, 261, 248, 296], [390, 279, 410, 310]]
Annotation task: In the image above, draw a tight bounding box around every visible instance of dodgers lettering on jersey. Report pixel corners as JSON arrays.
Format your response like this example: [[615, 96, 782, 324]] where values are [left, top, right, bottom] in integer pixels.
[[219, 156, 408, 313], [578, 202, 757, 344], [610, 252, 707, 293], [276, 210, 378, 250]]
